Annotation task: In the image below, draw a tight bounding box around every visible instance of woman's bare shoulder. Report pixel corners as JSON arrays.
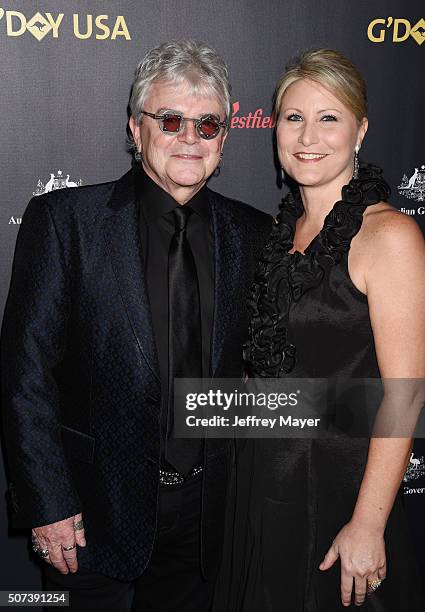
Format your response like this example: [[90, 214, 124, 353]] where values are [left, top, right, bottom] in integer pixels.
[[359, 202, 424, 252]]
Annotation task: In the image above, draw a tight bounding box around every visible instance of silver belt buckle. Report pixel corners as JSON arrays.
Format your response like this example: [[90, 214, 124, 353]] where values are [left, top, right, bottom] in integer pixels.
[[159, 465, 203, 485]]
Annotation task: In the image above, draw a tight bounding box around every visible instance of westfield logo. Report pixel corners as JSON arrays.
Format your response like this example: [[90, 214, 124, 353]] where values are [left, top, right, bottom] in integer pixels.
[[230, 101, 276, 129]]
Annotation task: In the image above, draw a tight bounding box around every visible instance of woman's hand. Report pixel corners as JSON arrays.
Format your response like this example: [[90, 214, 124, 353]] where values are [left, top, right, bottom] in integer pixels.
[[319, 520, 386, 607]]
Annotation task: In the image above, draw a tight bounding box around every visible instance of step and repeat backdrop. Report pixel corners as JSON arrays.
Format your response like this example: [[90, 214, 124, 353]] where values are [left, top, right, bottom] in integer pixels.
[[0, 0, 424, 596]]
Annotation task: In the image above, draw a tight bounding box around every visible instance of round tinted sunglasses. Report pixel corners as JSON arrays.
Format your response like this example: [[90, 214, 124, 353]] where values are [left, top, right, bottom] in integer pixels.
[[141, 110, 226, 140]]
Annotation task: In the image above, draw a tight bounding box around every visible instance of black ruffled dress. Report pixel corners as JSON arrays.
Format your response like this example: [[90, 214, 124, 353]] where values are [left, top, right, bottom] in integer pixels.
[[220, 164, 424, 611]]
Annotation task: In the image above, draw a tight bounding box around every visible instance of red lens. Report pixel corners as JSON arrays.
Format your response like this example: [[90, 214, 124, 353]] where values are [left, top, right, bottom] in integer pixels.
[[162, 114, 182, 132], [199, 117, 219, 138]]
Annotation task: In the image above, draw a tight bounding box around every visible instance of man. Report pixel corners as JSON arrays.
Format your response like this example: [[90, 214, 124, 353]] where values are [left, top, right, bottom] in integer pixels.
[[1, 41, 272, 611]]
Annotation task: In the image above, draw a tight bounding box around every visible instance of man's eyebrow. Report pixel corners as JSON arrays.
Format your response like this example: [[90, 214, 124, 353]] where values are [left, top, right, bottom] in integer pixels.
[[155, 107, 221, 118], [156, 107, 181, 114]]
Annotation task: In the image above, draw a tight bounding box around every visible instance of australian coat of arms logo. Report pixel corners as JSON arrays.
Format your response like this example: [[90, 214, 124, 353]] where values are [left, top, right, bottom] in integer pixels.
[[404, 452, 425, 483], [33, 170, 83, 196], [398, 164, 425, 202]]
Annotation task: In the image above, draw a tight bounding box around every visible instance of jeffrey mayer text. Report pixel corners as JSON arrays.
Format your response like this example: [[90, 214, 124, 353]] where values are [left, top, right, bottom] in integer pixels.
[[186, 415, 321, 428]]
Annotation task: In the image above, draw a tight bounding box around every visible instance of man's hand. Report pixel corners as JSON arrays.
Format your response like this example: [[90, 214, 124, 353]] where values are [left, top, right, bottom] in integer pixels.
[[32, 512, 86, 574]]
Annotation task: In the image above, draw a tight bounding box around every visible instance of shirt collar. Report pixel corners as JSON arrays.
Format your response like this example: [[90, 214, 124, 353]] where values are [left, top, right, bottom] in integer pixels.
[[135, 165, 210, 224]]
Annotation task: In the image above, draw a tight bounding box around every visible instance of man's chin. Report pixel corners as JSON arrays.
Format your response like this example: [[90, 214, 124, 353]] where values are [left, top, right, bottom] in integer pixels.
[[168, 173, 206, 189]]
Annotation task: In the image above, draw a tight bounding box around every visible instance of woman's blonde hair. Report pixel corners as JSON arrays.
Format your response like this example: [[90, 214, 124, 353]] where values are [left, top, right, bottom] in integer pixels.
[[274, 48, 367, 122]]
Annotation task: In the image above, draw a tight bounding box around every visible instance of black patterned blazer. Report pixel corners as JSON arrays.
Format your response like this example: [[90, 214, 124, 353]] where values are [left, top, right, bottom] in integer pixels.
[[0, 168, 272, 581]]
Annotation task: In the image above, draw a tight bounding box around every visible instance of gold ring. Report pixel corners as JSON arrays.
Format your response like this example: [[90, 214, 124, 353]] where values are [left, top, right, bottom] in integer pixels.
[[367, 578, 382, 592], [62, 543, 76, 551]]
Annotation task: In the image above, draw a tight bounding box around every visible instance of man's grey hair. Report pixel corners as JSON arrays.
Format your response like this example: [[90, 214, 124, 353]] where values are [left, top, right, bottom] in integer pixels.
[[129, 40, 232, 127]]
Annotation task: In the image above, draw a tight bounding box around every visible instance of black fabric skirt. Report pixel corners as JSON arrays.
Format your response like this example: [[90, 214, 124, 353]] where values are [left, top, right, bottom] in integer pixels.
[[212, 438, 425, 612]]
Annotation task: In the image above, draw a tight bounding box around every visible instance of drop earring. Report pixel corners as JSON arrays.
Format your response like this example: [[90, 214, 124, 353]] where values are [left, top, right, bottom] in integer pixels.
[[353, 145, 360, 179], [135, 149, 143, 163]]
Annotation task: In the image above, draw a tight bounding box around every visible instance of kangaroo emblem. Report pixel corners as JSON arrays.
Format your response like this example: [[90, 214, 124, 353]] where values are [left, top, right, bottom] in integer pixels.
[[44, 174, 55, 193], [32, 21, 46, 32], [407, 168, 418, 189]]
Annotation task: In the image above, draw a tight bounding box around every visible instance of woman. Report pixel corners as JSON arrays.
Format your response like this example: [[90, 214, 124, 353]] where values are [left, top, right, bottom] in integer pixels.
[[232, 49, 425, 611]]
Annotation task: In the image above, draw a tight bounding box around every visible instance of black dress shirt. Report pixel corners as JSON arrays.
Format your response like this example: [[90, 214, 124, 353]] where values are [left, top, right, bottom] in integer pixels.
[[135, 166, 214, 465]]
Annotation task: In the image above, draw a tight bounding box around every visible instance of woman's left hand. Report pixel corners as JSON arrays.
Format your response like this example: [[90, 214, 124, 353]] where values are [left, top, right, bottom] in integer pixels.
[[319, 520, 387, 607]]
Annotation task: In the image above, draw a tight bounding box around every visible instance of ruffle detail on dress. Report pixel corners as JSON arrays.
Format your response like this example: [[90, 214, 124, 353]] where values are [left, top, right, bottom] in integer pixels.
[[243, 163, 391, 377], [243, 225, 296, 377], [312, 164, 391, 258]]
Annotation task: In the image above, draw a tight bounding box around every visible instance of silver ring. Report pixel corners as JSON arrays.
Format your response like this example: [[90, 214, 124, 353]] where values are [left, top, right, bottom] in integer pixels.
[[31, 533, 40, 554], [38, 548, 50, 558], [73, 519, 84, 531], [62, 543, 76, 551]]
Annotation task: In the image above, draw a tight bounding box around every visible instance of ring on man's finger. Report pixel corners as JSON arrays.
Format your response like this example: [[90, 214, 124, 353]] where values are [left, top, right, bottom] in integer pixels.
[[367, 578, 382, 592], [62, 543, 76, 551], [37, 548, 50, 558], [73, 520, 84, 531]]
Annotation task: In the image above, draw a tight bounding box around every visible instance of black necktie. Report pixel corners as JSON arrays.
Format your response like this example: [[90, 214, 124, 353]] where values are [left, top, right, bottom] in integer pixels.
[[166, 206, 203, 474]]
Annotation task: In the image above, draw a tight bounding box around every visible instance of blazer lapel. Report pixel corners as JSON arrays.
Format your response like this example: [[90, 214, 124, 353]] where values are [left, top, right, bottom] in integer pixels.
[[102, 169, 160, 384], [209, 191, 243, 376]]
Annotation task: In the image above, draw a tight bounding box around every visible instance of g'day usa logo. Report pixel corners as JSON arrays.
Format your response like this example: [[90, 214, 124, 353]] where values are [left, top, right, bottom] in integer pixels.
[[0, 8, 131, 41], [367, 17, 425, 45]]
